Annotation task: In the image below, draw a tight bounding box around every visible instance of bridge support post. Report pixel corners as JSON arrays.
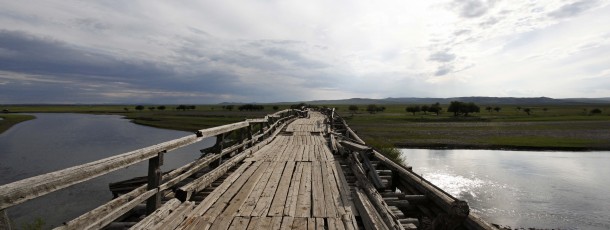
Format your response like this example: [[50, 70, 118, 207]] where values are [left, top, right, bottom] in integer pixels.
[[146, 151, 164, 215]]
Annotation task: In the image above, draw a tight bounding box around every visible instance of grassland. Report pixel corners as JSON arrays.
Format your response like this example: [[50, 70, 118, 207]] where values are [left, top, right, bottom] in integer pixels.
[[332, 104, 610, 151], [2, 103, 609, 150], [0, 114, 36, 134]]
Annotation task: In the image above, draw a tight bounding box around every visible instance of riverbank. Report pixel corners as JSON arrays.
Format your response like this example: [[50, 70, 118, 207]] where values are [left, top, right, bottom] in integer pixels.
[[0, 114, 36, 134], [3, 104, 610, 150]]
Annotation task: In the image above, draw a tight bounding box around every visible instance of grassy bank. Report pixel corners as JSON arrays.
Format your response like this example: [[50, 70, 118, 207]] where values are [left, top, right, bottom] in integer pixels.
[[3, 104, 610, 150], [0, 114, 36, 134], [1, 105, 290, 133], [337, 104, 610, 151]]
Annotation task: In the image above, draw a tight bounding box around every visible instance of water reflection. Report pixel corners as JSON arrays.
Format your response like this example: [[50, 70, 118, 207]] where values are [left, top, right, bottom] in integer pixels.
[[0, 113, 215, 228], [401, 149, 610, 229]]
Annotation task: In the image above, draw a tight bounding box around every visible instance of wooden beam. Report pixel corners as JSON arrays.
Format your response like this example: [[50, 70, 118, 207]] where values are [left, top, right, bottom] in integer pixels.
[[352, 188, 389, 230], [195, 121, 249, 140], [348, 152, 404, 230], [0, 134, 201, 210], [358, 151, 384, 190], [371, 150, 471, 221]]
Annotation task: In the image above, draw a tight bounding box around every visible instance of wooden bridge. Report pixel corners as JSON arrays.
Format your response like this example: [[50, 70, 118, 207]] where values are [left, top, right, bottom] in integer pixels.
[[0, 109, 496, 230]]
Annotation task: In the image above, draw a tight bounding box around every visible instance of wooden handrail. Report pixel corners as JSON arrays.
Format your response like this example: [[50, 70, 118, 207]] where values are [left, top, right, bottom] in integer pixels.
[[0, 110, 294, 212]]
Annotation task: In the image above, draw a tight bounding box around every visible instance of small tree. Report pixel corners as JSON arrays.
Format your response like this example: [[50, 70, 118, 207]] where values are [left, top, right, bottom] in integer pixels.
[[493, 107, 501, 113], [406, 105, 421, 115], [486, 106, 492, 113], [516, 106, 522, 111], [148, 106, 155, 111], [135, 105, 144, 111], [273, 106, 279, 111], [523, 108, 532, 115], [590, 108, 602, 115], [157, 105, 166, 111], [429, 102, 442, 115], [542, 108, 548, 112], [421, 105, 429, 114], [123, 107, 129, 112], [366, 104, 379, 114], [447, 101, 479, 116], [348, 105, 359, 115]]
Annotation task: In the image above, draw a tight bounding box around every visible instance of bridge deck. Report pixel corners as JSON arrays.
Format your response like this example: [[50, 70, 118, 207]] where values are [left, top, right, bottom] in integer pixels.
[[169, 112, 357, 229]]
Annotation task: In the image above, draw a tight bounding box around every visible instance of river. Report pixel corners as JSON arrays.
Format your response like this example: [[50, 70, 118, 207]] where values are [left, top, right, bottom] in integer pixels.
[[401, 149, 610, 229], [0, 113, 214, 228]]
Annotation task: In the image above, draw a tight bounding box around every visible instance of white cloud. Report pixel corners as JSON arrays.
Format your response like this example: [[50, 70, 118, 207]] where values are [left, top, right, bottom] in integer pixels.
[[0, 0, 609, 103]]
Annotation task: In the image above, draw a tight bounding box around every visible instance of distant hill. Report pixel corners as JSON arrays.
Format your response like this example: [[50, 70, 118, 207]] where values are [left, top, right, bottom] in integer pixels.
[[219, 97, 610, 105], [297, 97, 610, 105]]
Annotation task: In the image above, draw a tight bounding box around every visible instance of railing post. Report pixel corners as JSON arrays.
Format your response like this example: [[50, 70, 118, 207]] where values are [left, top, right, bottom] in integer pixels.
[[238, 127, 246, 152], [146, 151, 164, 215], [247, 124, 254, 147]]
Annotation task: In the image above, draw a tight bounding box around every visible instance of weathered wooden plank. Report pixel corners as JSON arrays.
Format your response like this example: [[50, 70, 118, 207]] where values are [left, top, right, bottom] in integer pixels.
[[245, 217, 260, 230], [268, 161, 296, 216], [155, 201, 195, 230], [293, 217, 308, 230], [311, 161, 326, 218], [321, 161, 338, 218], [251, 161, 286, 216], [327, 218, 338, 230], [285, 162, 304, 216], [359, 151, 384, 190], [176, 161, 257, 230], [271, 217, 283, 229], [332, 160, 358, 217], [348, 153, 404, 230], [316, 218, 325, 230], [78, 189, 157, 230], [353, 188, 389, 230], [228, 216, 250, 230], [296, 162, 312, 217], [130, 198, 181, 229], [176, 150, 250, 201], [307, 218, 316, 230], [237, 158, 277, 216], [281, 216, 294, 229], [208, 162, 271, 230]]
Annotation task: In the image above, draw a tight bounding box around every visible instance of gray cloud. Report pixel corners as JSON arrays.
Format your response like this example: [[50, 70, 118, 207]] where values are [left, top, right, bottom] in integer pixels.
[[0, 30, 172, 79], [548, 0, 599, 18], [450, 0, 498, 18], [434, 65, 454, 76], [429, 50, 456, 62]]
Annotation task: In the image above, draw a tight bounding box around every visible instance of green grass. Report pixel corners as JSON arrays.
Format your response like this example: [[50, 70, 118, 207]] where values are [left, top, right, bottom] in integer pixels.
[[0, 114, 36, 134], [2, 103, 610, 150], [484, 136, 600, 148], [1, 104, 291, 133], [335, 104, 610, 150]]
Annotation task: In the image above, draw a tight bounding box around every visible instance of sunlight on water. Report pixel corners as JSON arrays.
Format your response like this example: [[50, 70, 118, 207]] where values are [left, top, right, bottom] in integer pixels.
[[401, 149, 610, 230], [422, 172, 483, 199]]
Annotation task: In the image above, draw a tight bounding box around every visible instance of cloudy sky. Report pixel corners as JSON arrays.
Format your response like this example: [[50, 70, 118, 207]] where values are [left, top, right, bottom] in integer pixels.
[[1, 0, 609, 104]]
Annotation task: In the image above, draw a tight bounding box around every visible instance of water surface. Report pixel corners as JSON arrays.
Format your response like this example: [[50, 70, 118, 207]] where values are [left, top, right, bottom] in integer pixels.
[[401, 149, 610, 229], [0, 113, 214, 228]]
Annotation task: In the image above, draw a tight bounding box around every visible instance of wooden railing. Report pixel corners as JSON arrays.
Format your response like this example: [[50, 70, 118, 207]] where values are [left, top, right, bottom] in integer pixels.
[[324, 108, 495, 230], [0, 109, 297, 230]]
